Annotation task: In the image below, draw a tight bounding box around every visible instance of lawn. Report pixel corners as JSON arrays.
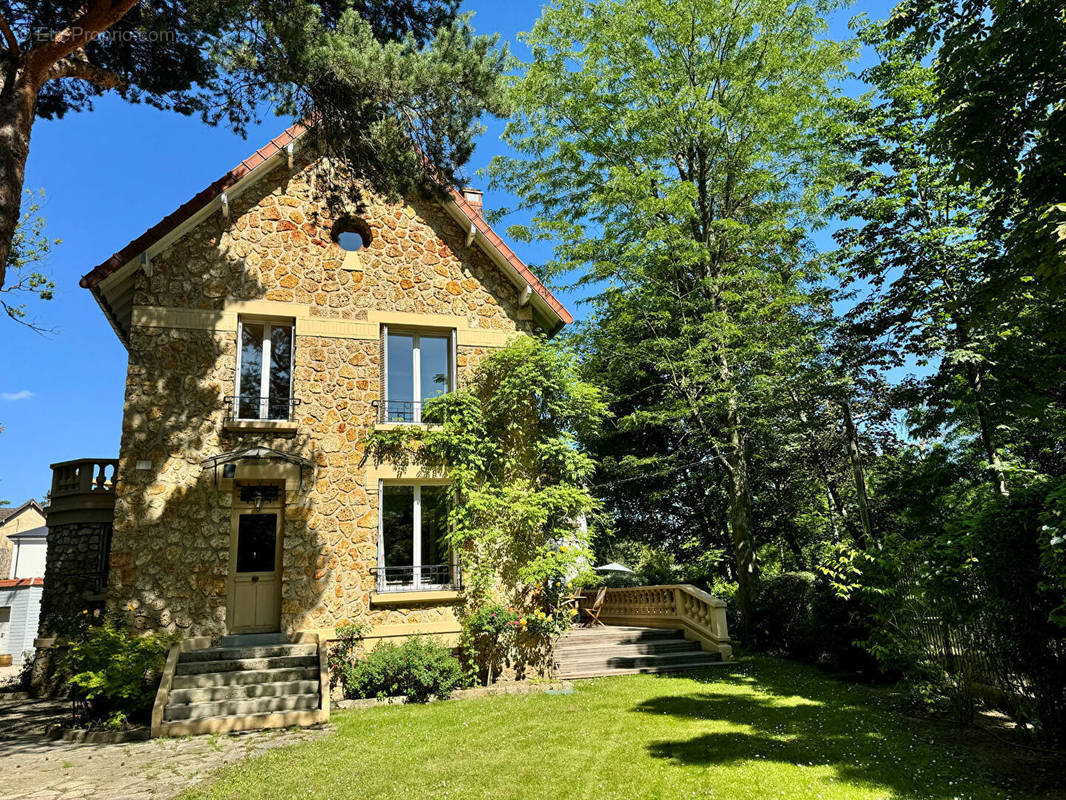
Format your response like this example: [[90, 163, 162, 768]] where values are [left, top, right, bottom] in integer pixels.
[[180, 657, 1030, 800]]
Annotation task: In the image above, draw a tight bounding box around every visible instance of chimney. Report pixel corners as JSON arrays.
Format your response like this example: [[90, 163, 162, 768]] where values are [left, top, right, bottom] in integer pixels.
[[462, 187, 483, 216]]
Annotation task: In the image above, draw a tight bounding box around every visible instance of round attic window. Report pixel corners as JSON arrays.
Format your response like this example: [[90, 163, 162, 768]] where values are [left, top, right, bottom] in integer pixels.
[[331, 216, 373, 252], [337, 231, 365, 251]]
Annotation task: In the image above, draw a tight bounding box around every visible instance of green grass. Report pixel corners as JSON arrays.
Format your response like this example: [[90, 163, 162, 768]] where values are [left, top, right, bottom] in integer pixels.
[[180, 657, 1022, 800]]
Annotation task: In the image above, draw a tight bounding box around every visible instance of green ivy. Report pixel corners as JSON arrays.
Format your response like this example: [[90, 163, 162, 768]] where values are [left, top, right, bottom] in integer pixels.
[[364, 336, 606, 678]]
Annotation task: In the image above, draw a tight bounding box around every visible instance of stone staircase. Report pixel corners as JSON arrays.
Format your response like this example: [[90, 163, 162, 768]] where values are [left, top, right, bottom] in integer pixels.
[[155, 634, 328, 737], [554, 625, 727, 679]]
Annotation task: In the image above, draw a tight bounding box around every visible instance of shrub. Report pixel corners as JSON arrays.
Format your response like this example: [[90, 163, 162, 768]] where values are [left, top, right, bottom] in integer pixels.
[[328, 621, 370, 690], [752, 570, 876, 672], [460, 603, 519, 684], [58, 620, 173, 727], [344, 636, 466, 702], [752, 571, 819, 657]]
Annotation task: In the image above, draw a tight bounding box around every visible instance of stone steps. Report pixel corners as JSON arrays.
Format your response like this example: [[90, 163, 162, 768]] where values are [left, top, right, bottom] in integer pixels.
[[159, 639, 325, 736], [163, 692, 320, 721], [171, 666, 318, 689], [174, 654, 318, 675], [180, 644, 318, 663], [169, 679, 320, 705], [555, 626, 725, 679]]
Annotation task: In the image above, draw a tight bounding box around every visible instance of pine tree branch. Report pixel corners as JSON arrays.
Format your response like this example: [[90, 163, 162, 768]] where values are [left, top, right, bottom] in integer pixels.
[[48, 55, 124, 88], [0, 13, 19, 58]]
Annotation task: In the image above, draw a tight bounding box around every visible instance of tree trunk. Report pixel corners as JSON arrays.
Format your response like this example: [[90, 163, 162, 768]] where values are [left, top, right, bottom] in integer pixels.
[[965, 363, 1009, 497], [0, 68, 38, 287], [725, 408, 757, 640], [842, 400, 876, 546]]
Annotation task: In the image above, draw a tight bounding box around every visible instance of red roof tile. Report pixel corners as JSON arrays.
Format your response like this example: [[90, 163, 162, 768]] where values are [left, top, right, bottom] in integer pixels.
[[0, 578, 44, 589], [80, 125, 572, 325]]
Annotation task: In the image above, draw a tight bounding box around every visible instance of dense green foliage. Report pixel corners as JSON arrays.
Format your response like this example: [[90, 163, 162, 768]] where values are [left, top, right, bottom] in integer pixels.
[[364, 336, 605, 670], [489, 0, 856, 634], [484, 0, 1066, 743], [327, 621, 370, 691], [59, 620, 173, 728], [342, 636, 466, 702], [888, 0, 1066, 278], [181, 658, 1050, 800]]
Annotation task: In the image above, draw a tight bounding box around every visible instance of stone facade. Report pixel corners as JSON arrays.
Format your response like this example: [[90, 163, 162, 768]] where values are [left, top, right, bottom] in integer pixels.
[[107, 153, 547, 642], [38, 521, 112, 632]]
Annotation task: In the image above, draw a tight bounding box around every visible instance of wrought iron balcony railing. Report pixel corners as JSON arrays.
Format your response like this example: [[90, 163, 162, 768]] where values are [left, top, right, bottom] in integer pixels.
[[224, 394, 302, 422], [372, 563, 460, 593], [373, 399, 450, 424]]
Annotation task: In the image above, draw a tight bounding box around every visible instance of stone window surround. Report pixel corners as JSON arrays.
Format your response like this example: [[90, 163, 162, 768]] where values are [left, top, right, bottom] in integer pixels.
[[381, 324, 457, 425]]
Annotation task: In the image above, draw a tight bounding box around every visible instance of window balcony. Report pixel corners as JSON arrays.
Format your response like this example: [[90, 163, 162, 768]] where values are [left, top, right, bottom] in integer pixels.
[[223, 395, 301, 434], [372, 563, 460, 594], [373, 400, 450, 426]]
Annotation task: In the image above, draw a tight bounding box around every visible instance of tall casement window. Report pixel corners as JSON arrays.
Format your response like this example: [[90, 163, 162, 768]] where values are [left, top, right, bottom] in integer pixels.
[[383, 327, 455, 423], [377, 483, 454, 591], [235, 318, 295, 420]]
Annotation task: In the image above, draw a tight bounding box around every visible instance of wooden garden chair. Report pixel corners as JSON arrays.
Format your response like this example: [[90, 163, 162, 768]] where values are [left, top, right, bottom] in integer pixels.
[[583, 586, 607, 627]]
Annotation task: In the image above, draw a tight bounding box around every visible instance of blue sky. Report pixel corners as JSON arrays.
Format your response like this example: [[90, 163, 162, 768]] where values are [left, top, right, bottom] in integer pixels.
[[0, 0, 886, 505]]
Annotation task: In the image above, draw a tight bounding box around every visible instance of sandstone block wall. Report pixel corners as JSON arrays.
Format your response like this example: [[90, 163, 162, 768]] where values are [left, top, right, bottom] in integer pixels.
[[109, 155, 542, 639]]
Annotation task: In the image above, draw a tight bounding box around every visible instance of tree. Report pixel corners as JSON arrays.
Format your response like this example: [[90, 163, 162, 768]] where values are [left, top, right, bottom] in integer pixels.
[[4, 188, 57, 330], [888, 1, 1066, 277], [831, 16, 1013, 497], [488, 0, 854, 632], [0, 1, 506, 291]]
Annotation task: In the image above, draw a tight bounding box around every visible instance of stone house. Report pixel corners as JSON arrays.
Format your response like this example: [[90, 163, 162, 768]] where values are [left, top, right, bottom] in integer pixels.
[[74, 124, 572, 652], [36, 126, 731, 735]]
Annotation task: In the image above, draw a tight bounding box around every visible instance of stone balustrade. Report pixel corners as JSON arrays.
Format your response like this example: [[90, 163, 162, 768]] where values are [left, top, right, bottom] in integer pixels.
[[585, 584, 732, 661], [50, 458, 119, 498]]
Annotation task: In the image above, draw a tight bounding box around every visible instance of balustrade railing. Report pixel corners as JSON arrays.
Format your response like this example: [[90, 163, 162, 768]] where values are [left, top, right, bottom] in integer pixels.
[[50, 458, 119, 498], [582, 584, 732, 661]]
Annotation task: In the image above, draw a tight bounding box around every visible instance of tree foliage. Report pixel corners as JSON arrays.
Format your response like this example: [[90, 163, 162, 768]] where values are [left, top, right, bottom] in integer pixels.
[[0, 0, 507, 296], [3, 188, 56, 330], [489, 0, 856, 630]]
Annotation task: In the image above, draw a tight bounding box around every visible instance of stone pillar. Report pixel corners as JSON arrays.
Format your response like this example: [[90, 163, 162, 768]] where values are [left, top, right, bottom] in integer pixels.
[[37, 520, 112, 634], [38, 458, 118, 636]]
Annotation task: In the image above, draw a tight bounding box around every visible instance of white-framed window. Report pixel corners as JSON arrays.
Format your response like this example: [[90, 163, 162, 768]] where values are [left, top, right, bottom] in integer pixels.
[[235, 318, 295, 420], [383, 326, 456, 423], [376, 482, 454, 592]]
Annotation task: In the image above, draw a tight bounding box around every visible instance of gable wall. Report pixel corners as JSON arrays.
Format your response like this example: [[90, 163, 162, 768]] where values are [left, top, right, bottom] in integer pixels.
[[108, 156, 539, 638]]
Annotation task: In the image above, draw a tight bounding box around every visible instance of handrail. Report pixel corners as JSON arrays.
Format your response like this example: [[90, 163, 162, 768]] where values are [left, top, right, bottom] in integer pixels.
[[583, 584, 732, 661]]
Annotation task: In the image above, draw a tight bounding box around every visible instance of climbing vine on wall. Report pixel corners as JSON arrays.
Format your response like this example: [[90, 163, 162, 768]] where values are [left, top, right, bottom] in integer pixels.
[[363, 336, 607, 618]]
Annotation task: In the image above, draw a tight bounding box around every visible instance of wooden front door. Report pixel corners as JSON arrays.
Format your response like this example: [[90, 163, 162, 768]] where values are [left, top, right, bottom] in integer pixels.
[[228, 506, 283, 634]]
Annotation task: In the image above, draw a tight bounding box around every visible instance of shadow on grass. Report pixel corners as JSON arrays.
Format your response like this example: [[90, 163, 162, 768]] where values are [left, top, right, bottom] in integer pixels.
[[632, 659, 1008, 799]]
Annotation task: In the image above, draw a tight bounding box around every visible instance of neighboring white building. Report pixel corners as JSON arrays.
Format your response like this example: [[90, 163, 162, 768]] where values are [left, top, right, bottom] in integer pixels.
[[0, 500, 48, 667], [0, 577, 43, 666], [8, 526, 48, 580]]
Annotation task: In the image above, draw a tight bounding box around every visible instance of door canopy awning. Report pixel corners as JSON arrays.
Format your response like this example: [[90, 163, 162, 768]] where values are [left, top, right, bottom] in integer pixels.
[[202, 446, 314, 490]]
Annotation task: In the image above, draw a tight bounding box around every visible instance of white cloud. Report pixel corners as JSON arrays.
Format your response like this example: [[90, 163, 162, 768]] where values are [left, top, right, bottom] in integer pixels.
[[1, 390, 34, 401]]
